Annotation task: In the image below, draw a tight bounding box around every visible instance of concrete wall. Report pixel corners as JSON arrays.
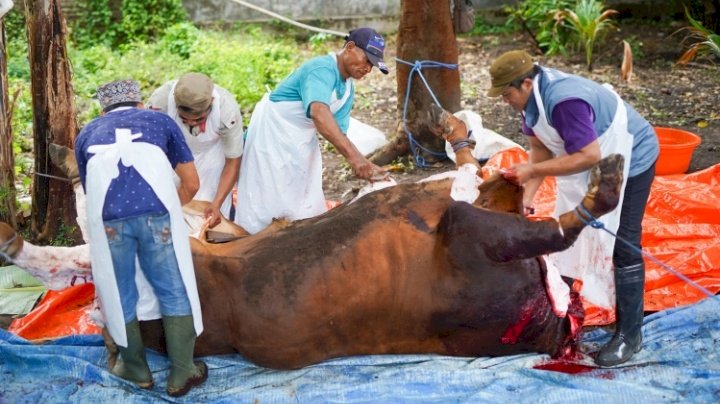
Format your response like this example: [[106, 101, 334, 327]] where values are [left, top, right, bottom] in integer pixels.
[[183, 0, 402, 31]]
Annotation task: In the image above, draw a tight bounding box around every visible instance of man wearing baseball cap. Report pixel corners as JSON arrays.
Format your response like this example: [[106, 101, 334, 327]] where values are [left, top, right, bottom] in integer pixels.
[[488, 50, 659, 367], [147, 72, 244, 227], [234, 27, 388, 234]]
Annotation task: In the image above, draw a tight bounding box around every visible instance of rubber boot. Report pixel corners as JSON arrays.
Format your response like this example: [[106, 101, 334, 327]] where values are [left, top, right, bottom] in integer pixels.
[[111, 320, 154, 388], [596, 263, 645, 367], [163, 315, 208, 397]]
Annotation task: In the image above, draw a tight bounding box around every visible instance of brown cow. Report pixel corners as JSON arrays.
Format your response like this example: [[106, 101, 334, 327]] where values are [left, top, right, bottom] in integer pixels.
[[0, 112, 624, 370]]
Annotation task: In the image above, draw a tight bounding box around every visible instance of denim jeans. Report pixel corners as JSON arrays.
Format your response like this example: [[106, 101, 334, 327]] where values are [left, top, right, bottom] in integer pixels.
[[613, 162, 656, 270], [104, 212, 192, 323]]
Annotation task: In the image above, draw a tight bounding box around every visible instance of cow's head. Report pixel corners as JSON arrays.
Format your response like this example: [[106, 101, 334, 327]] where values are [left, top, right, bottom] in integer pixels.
[[473, 172, 524, 214]]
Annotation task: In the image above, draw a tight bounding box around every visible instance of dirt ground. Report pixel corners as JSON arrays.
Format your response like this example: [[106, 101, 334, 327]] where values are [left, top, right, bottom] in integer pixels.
[[322, 19, 720, 201]]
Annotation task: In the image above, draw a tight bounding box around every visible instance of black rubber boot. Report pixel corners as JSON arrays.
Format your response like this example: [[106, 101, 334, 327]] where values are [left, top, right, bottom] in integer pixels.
[[111, 320, 154, 388], [163, 315, 208, 397], [596, 263, 645, 367]]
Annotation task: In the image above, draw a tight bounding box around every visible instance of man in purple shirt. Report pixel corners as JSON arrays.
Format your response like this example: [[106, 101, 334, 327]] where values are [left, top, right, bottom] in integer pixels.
[[75, 79, 207, 396], [487, 50, 659, 367]]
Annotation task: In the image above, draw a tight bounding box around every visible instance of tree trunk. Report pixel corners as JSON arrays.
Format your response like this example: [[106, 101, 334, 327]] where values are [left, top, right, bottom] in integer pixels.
[[25, 0, 80, 244], [370, 0, 461, 167], [0, 19, 16, 227]]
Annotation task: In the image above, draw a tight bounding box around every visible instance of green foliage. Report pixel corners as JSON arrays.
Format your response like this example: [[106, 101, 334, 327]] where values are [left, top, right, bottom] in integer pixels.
[[117, 0, 187, 46], [556, 0, 618, 70], [506, 0, 573, 55], [70, 0, 116, 47], [160, 22, 200, 59], [70, 0, 188, 48], [50, 222, 77, 247], [309, 32, 334, 52], [676, 8, 720, 65], [466, 17, 518, 36], [2, 8, 26, 39]]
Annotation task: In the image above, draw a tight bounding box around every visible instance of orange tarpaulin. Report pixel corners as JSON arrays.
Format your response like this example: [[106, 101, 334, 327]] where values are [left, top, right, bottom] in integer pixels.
[[8, 283, 100, 339], [9, 149, 720, 339]]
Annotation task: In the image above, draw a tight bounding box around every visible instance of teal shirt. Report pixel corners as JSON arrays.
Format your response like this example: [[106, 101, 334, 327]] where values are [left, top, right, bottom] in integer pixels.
[[270, 54, 354, 133]]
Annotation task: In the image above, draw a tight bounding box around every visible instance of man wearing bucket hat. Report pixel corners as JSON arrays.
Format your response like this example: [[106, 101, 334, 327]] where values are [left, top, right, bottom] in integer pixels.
[[75, 79, 208, 396], [234, 27, 389, 234], [487, 50, 659, 367], [148, 72, 244, 227]]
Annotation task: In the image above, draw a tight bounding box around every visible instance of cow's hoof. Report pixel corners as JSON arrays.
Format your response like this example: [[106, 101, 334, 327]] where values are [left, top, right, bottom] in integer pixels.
[[48, 143, 79, 182], [585, 154, 624, 216]]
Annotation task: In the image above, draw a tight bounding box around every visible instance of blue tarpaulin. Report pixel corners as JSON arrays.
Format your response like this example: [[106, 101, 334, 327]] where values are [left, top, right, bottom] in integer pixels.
[[1, 298, 719, 403]]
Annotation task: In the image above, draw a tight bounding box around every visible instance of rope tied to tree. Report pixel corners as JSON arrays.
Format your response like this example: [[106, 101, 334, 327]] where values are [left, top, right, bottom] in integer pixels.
[[573, 202, 719, 301], [395, 58, 458, 168]]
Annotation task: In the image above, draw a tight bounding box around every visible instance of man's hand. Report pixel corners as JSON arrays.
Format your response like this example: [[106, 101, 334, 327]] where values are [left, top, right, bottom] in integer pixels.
[[349, 156, 386, 181], [504, 163, 536, 185], [203, 203, 222, 228]]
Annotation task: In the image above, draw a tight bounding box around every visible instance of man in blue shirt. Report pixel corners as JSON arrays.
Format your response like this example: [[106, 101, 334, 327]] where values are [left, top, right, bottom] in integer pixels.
[[487, 50, 659, 367], [235, 27, 389, 234], [75, 79, 207, 396]]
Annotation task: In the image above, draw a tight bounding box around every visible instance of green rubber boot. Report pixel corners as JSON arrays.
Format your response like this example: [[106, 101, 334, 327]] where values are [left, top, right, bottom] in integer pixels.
[[111, 320, 153, 389], [163, 315, 208, 397]]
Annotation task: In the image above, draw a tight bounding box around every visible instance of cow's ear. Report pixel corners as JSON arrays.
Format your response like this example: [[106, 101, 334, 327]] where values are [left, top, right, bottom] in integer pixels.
[[475, 174, 523, 214]]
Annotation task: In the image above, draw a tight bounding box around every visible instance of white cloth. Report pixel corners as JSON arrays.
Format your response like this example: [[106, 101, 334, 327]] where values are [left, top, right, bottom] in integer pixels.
[[84, 129, 202, 347], [167, 84, 232, 217], [235, 55, 354, 234], [444, 110, 524, 162], [347, 117, 388, 156], [531, 80, 633, 308]]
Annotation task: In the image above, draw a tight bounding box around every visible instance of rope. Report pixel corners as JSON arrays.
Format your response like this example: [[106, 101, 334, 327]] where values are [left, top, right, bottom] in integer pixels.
[[395, 58, 458, 168], [226, 0, 346, 37], [32, 172, 71, 182], [573, 203, 718, 300]]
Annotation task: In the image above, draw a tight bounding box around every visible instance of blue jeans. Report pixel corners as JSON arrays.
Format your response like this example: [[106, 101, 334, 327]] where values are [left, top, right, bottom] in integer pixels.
[[613, 162, 656, 270], [104, 212, 192, 323]]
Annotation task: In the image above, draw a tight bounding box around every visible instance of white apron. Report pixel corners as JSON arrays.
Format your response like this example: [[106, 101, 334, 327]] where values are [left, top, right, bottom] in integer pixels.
[[168, 84, 232, 217], [85, 128, 203, 347], [235, 53, 353, 234], [531, 78, 632, 308]]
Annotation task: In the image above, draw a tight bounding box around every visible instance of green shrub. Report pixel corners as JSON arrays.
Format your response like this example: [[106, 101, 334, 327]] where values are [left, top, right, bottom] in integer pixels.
[[506, 0, 573, 55], [70, 0, 187, 48], [557, 0, 618, 70], [676, 8, 720, 65]]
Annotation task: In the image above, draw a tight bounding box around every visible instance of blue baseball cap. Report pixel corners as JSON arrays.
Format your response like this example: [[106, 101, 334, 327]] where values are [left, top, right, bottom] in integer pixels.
[[346, 27, 389, 75]]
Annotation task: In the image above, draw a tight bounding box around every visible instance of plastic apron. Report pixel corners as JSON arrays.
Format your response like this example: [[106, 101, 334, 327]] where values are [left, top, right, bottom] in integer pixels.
[[168, 84, 232, 217], [530, 77, 632, 309], [85, 128, 203, 347], [235, 53, 353, 234]]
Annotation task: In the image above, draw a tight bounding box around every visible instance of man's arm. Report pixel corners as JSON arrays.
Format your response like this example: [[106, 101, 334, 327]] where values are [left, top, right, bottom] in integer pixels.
[[175, 161, 200, 205], [310, 102, 383, 180], [204, 156, 241, 226]]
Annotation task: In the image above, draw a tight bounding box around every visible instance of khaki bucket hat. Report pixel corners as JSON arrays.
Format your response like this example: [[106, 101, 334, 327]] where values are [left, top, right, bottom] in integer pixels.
[[174, 73, 214, 114], [487, 50, 534, 97]]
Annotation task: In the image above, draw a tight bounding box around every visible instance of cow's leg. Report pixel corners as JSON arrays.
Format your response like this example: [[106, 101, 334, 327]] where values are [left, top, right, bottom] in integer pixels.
[[0, 222, 92, 289], [440, 154, 624, 262], [427, 104, 481, 171]]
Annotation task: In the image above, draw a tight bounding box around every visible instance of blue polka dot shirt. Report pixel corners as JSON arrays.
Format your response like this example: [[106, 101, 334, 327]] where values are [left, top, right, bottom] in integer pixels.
[[75, 108, 194, 221]]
